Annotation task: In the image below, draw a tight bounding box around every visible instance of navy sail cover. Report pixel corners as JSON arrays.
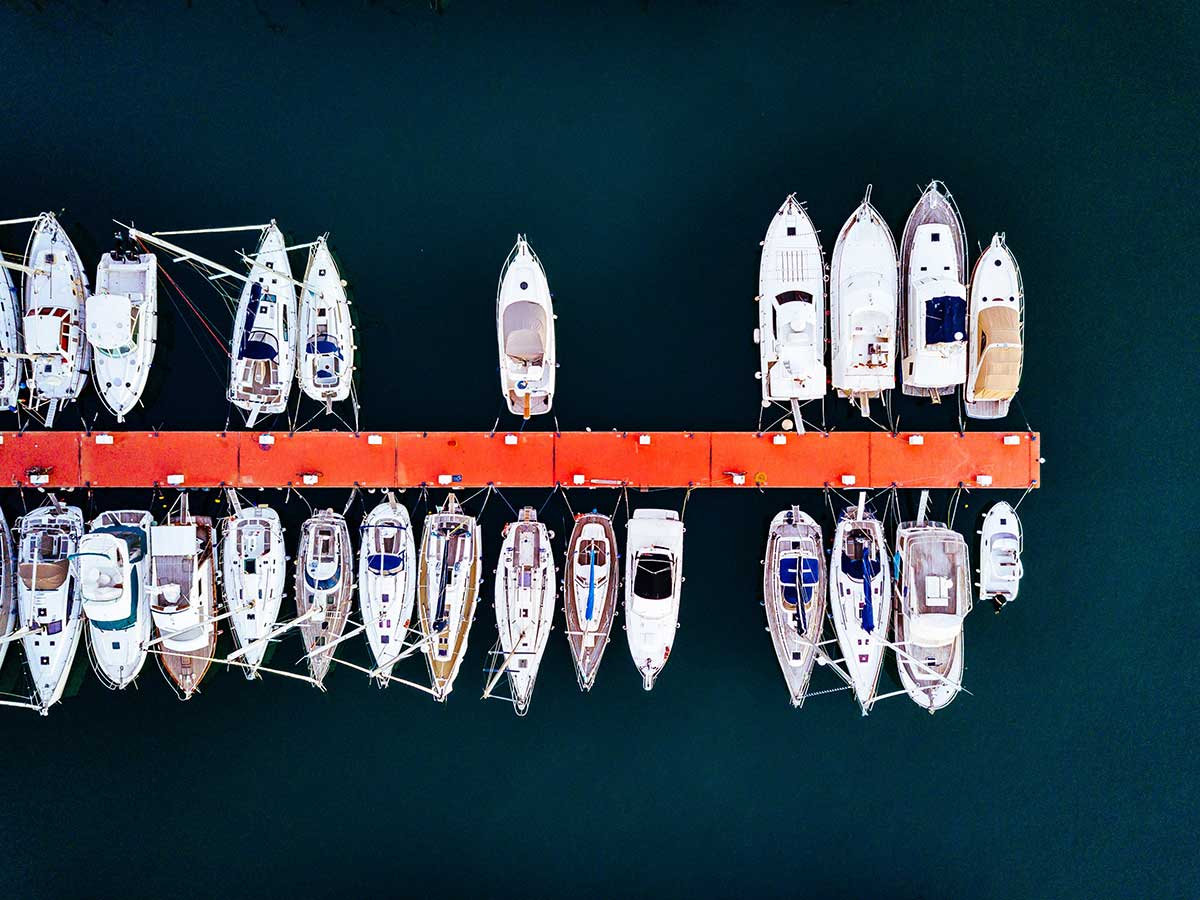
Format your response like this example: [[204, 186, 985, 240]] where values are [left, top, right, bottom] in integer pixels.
[[925, 294, 967, 344]]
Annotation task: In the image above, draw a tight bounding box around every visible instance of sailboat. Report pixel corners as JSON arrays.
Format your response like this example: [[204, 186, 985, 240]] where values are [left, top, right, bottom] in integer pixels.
[[829, 495, 890, 714], [359, 496, 416, 686], [221, 504, 286, 676], [763, 506, 827, 707], [0, 264, 19, 412], [979, 501, 1023, 611], [416, 494, 481, 701], [491, 507, 556, 715], [295, 510, 354, 686], [0, 508, 15, 673], [899, 181, 968, 399], [830, 188, 898, 416], [563, 511, 620, 691], [297, 235, 354, 409], [85, 246, 158, 421], [497, 235, 556, 418], [77, 510, 154, 689], [16, 500, 85, 713], [965, 234, 1024, 419], [624, 508, 684, 691]]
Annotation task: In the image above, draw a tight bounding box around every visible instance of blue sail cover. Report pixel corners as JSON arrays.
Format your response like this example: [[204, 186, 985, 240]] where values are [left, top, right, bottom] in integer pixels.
[[238, 283, 263, 358], [779, 557, 800, 606], [925, 295, 967, 344], [367, 553, 401, 575], [800, 557, 820, 603], [306, 336, 342, 357], [584, 548, 597, 621], [241, 337, 278, 361], [860, 553, 875, 633]]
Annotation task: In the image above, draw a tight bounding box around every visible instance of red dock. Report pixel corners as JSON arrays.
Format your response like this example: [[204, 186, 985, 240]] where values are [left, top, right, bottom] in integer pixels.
[[0, 430, 1040, 491]]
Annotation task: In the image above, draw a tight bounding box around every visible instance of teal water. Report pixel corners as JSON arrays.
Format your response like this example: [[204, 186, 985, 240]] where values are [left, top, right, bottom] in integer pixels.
[[1, 2, 1196, 897]]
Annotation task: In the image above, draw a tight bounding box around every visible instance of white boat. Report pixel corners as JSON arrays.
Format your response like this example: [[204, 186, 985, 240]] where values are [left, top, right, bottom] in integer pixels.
[[965, 234, 1024, 419], [85, 248, 157, 421], [829, 496, 890, 714], [77, 510, 153, 689], [0, 264, 19, 411], [297, 235, 354, 409], [624, 508, 684, 691], [899, 181, 968, 399], [294, 510, 354, 687], [497, 235, 555, 418], [0, 508, 15, 674], [830, 188, 898, 415], [756, 196, 826, 411], [16, 501, 85, 713], [221, 505, 286, 676], [359, 496, 416, 686], [491, 507, 556, 715], [417, 494, 481, 701], [563, 511, 620, 691], [22, 213, 90, 426], [979, 501, 1023, 611], [763, 507, 826, 707]]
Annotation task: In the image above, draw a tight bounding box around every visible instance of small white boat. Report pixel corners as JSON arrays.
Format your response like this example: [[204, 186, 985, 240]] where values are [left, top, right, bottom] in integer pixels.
[[979, 502, 1023, 611], [829, 496, 890, 714], [0, 265, 19, 411], [16, 501, 85, 713], [497, 235, 555, 418], [830, 188, 898, 415], [221, 505, 286, 676], [86, 248, 157, 421], [563, 511, 620, 691], [491, 507, 556, 715], [294, 510, 354, 687], [763, 507, 826, 707], [417, 494, 481, 701], [965, 234, 1024, 419], [297, 235, 354, 409], [77, 510, 153, 689], [624, 508, 684, 691], [899, 181, 968, 399], [0, 508, 15, 674], [359, 496, 416, 686]]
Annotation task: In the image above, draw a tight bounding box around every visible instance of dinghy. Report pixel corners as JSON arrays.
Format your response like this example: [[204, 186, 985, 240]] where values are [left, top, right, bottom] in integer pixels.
[[965, 234, 1024, 419], [763, 506, 826, 707], [222, 505, 286, 676], [297, 235, 354, 409], [86, 247, 157, 421], [830, 188, 898, 415], [497, 235, 555, 418], [359, 496, 416, 686], [624, 508, 684, 691], [979, 501, 1023, 611], [491, 507, 556, 715], [417, 494, 481, 701], [0, 265, 19, 412], [563, 511, 620, 691], [0, 509, 15, 674], [899, 181, 968, 399], [294, 510, 354, 687]]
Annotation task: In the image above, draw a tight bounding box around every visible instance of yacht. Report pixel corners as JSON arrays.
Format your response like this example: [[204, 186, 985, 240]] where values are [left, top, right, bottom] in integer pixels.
[[0, 265, 19, 411], [294, 510, 354, 686], [359, 496, 416, 686], [0, 509, 15, 673], [624, 508, 684, 691], [417, 494, 481, 701], [297, 235, 354, 409], [563, 511, 620, 691], [497, 235, 555, 418], [78, 510, 153, 689], [85, 247, 157, 421], [763, 507, 826, 707], [222, 505, 286, 676], [979, 502, 1023, 611], [965, 234, 1024, 419], [899, 181, 968, 399], [492, 507, 556, 715]]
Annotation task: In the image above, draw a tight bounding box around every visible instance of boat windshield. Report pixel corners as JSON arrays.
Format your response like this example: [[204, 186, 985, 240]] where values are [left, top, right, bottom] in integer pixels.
[[241, 332, 279, 361], [633, 552, 673, 601], [775, 290, 813, 305]]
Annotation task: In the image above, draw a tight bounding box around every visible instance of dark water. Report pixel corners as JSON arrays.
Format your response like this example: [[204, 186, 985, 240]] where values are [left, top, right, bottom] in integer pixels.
[[2, 2, 1195, 897]]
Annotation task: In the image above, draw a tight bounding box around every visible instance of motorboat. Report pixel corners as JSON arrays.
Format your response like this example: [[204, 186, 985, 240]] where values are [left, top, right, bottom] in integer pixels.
[[359, 496, 416, 686], [491, 507, 556, 715], [77, 510, 153, 689], [16, 501, 85, 713], [763, 506, 826, 707], [624, 508, 684, 691], [222, 504, 286, 676], [829, 495, 890, 714], [563, 511, 620, 691], [297, 235, 354, 409], [965, 234, 1024, 419], [416, 494, 481, 701], [85, 247, 157, 421], [979, 501, 1023, 611], [830, 188, 898, 415], [496, 235, 555, 418], [0, 265, 19, 411], [899, 181, 968, 399], [0, 508, 15, 673], [294, 510, 354, 687]]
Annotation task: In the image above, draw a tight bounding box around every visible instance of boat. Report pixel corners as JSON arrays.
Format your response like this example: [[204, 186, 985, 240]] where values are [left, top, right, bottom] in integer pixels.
[[416, 494, 481, 701], [21, 212, 90, 426], [0, 508, 15, 674], [491, 507, 556, 715], [979, 501, 1023, 611], [830, 188, 898, 415], [149, 495, 219, 699], [899, 181, 968, 399], [563, 511, 620, 691], [297, 235, 354, 409], [624, 508, 684, 691], [965, 234, 1024, 419], [77, 510, 153, 689], [221, 504, 286, 676], [294, 510, 354, 686], [496, 235, 555, 418], [359, 496, 416, 686], [16, 500, 85, 713], [828, 495, 890, 714], [755, 195, 826, 421], [228, 222, 296, 426], [763, 506, 827, 707], [85, 246, 157, 421], [0, 264, 19, 412]]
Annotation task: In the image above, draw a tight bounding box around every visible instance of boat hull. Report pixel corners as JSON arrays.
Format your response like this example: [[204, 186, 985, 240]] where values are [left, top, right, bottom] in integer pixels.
[[829, 511, 890, 713], [493, 510, 556, 715], [222, 507, 286, 675], [624, 509, 684, 691], [295, 512, 354, 686], [417, 497, 481, 701], [763, 508, 827, 707], [563, 513, 619, 691], [359, 500, 416, 683]]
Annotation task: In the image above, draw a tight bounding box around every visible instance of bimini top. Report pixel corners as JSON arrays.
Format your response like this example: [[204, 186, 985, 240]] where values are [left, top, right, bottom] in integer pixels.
[[973, 306, 1022, 399], [24, 311, 71, 356], [503, 301, 546, 363], [241, 331, 279, 361], [925, 294, 967, 344], [85, 295, 133, 351], [93, 523, 148, 563], [305, 335, 343, 357]]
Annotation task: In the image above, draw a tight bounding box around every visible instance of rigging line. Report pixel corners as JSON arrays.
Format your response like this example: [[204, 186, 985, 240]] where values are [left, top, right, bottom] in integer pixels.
[[1013, 482, 1036, 511], [607, 489, 622, 520], [494, 486, 518, 518], [558, 484, 576, 520], [680, 485, 694, 522], [144, 240, 229, 355], [477, 484, 494, 517], [537, 484, 556, 517], [341, 488, 358, 518]]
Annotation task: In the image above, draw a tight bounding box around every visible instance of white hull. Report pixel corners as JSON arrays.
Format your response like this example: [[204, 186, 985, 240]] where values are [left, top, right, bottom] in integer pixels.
[[763, 507, 826, 707], [150, 510, 219, 699], [497, 236, 555, 417], [417, 495, 481, 701], [563, 513, 620, 691], [493, 508, 556, 715], [229, 223, 296, 421], [298, 236, 354, 405], [0, 509, 15, 674], [829, 505, 890, 713], [359, 499, 416, 683], [87, 251, 158, 421], [295, 511, 354, 686], [624, 509, 684, 691], [980, 502, 1023, 606], [965, 234, 1024, 419], [0, 266, 19, 411], [80, 510, 153, 689], [222, 506, 286, 675]]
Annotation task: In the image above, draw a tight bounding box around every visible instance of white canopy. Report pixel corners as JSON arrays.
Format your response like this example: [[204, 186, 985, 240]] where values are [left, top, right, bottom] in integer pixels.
[[85, 295, 133, 349]]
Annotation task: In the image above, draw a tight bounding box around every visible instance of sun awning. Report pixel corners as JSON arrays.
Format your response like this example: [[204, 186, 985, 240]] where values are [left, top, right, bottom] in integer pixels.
[[973, 307, 1022, 399], [503, 301, 546, 362]]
